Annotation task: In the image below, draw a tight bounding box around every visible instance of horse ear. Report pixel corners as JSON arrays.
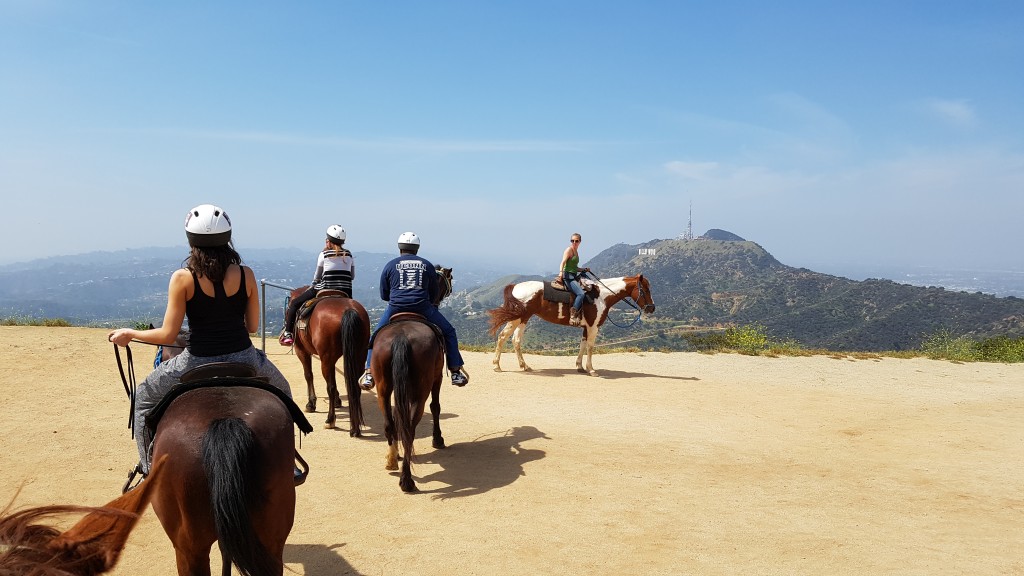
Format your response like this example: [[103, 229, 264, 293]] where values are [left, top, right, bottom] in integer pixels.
[[49, 455, 167, 571]]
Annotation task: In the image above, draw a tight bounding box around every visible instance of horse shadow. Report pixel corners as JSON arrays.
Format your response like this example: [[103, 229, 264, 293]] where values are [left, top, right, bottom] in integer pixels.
[[318, 389, 460, 442], [285, 542, 364, 576], [515, 367, 700, 381], [403, 425, 550, 500]]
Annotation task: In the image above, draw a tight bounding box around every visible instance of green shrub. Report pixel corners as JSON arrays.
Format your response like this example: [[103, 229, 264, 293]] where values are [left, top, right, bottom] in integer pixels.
[[723, 324, 769, 355], [920, 328, 976, 362]]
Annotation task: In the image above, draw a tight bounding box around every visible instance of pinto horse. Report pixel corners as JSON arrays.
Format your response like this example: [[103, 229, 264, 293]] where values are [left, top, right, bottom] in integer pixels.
[[144, 366, 312, 576], [370, 317, 446, 493], [488, 274, 655, 376], [0, 456, 167, 575], [288, 287, 370, 436]]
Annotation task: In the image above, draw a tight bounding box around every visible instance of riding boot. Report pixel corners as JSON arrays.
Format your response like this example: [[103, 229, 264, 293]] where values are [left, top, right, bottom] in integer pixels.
[[569, 307, 581, 327]]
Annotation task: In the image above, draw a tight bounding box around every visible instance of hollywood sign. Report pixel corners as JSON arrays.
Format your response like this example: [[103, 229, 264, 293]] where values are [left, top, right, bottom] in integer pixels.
[[638, 248, 656, 256]]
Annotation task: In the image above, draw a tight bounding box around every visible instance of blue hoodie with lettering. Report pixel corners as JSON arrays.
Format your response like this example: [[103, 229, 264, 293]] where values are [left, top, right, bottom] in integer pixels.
[[379, 254, 439, 312]]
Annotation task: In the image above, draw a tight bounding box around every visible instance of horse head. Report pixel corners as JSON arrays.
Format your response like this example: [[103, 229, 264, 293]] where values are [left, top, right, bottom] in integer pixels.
[[434, 265, 454, 306], [633, 274, 655, 314]]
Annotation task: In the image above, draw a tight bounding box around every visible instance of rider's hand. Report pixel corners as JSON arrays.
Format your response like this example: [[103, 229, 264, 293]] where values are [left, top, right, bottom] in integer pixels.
[[108, 328, 134, 347]]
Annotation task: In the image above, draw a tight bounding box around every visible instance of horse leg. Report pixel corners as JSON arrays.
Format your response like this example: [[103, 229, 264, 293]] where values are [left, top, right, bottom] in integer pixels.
[[513, 322, 532, 371], [576, 329, 587, 373], [492, 320, 517, 372], [295, 347, 317, 413], [430, 375, 445, 450], [320, 357, 339, 430], [582, 326, 600, 376], [400, 406, 426, 493], [378, 382, 399, 471]]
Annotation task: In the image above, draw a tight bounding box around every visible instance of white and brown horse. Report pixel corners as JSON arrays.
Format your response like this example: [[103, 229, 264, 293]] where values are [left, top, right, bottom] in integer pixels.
[[488, 274, 655, 375]]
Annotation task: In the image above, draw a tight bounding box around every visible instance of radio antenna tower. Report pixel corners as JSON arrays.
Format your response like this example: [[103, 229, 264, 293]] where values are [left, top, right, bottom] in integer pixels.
[[684, 200, 694, 240]]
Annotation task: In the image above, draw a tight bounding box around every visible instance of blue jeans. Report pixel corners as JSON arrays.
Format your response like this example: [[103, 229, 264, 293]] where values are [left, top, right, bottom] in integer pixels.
[[564, 271, 585, 310], [365, 303, 465, 371]]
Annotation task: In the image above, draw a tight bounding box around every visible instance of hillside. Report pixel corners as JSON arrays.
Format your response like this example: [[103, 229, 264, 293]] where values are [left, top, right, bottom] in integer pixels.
[[450, 235, 1024, 352], [2, 239, 1022, 352]]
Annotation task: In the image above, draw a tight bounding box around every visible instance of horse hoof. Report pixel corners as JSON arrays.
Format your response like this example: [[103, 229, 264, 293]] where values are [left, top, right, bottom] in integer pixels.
[[523, 366, 533, 372], [304, 401, 316, 413], [588, 371, 599, 377], [350, 429, 362, 438], [577, 367, 587, 373], [324, 422, 335, 430], [493, 366, 502, 372], [400, 481, 419, 493], [433, 439, 446, 450]]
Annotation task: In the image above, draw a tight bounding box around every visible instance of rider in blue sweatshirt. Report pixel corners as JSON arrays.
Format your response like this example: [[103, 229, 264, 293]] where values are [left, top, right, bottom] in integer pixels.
[[359, 232, 468, 388]]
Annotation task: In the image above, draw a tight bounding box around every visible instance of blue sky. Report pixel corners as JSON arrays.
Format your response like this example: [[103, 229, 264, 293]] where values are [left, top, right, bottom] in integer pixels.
[[2, 1, 1022, 274]]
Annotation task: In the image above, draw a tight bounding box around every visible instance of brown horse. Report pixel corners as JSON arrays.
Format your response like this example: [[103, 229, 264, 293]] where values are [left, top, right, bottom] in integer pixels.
[[370, 317, 446, 493], [146, 373, 310, 576], [0, 456, 167, 575], [288, 286, 370, 436], [488, 274, 655, 375]]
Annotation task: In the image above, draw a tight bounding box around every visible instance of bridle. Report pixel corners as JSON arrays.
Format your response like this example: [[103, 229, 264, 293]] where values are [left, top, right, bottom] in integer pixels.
[[584, 272, 653, 328]]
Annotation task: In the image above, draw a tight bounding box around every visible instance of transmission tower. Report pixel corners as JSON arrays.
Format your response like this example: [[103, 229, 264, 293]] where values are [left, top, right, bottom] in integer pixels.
[[686, 201, 694, 240]]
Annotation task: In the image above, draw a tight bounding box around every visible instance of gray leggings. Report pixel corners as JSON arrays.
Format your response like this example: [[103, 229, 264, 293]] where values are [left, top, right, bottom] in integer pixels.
[[133, 345, 293, 473]]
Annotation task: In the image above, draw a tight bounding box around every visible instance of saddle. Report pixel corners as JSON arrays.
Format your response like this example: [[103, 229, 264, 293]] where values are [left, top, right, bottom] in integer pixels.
[[367, 312, 446, 353], [543, 277, 599, 306], [144, 362, 314, 435], [295, 290, 350, 332]]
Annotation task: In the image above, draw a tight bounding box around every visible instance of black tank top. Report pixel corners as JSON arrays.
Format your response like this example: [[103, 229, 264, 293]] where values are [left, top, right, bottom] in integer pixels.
[[185, 269, 252, 357]]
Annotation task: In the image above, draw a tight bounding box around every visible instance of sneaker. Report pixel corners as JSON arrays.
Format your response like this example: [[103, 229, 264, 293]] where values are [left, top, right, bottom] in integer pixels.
[[279, 331, 294, 346], [451, 370, 469, 387], [358, 370, 374, 391]]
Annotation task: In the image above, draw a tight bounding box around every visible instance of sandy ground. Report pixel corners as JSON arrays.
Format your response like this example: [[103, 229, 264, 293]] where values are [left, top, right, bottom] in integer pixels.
[[1, 325, 1022, 575]]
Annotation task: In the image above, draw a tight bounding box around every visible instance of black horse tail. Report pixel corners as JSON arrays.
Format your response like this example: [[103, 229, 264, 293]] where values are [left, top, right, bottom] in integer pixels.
[[340, 308, 365, 433], [390, 333, 417, 463], [202, 418, 278, 576]]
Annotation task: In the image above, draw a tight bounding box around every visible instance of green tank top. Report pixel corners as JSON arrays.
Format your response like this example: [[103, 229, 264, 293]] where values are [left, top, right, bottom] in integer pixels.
[[564, 253, 579, 274]]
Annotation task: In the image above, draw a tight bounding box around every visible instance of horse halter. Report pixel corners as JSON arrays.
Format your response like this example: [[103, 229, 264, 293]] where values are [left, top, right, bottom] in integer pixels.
[[634, 281, 655, 313]]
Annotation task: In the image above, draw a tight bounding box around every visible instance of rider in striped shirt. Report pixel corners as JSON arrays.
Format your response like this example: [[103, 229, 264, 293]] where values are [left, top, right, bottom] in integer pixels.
[[280, 225, 355, 345]]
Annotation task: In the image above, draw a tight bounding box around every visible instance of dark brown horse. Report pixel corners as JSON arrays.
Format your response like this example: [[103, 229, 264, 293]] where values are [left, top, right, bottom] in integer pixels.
[[488, 274, 655, 375], [370, 318, 446, 493], [288, 286, 370, 436], [147, 376, 309, 576], [0, 456, 167, 575]]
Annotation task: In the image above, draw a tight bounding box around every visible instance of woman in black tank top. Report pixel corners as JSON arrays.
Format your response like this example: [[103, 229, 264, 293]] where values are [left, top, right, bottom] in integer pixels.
[[107, 204, 294, 479]]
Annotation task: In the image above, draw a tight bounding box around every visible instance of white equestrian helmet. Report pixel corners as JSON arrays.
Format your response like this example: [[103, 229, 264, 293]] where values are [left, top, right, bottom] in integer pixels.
[[397, 231, 420, 254], [326, 224, 346, 244], [184, 204, 232, 248]]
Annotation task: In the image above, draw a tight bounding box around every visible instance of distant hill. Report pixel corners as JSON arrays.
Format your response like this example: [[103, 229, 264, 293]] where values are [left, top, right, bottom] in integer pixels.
[[2, 238, 1022, 352], [448, 233, 1024, 352]]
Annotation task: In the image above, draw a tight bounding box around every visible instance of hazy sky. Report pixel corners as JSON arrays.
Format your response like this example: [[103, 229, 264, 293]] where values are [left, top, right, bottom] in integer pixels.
[[2, 1, 1022, 273]]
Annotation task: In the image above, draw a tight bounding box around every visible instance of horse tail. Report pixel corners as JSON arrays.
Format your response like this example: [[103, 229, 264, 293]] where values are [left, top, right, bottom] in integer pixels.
[[340, 308, 365, 428], [487, 284, 525, 336], [390, 333, 417, 463], [202, 418, 278, 576]]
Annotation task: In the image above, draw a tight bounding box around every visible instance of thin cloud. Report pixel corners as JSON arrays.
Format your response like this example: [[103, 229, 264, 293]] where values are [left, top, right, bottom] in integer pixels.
[[923, 98, 977, 128]]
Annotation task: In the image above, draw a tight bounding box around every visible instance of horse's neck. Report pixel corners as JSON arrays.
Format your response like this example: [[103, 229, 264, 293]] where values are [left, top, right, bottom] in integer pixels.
[[604, 277, 633, 304]]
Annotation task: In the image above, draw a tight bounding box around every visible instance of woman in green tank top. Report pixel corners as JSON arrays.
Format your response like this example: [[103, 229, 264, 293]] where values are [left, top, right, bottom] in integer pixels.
[[558, 233, 588, 325]]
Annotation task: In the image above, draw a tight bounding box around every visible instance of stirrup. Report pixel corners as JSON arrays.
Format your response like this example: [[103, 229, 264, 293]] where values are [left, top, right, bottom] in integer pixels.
[[122, 463, 147, 494], [294, 451, 309, 487]]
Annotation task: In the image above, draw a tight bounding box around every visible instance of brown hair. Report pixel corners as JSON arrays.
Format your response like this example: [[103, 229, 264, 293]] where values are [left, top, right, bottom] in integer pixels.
[[184, 243, 243, 283]]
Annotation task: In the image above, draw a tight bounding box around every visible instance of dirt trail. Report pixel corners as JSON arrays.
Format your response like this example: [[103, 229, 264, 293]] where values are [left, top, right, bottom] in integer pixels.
[[1, 326, 1021, 575]]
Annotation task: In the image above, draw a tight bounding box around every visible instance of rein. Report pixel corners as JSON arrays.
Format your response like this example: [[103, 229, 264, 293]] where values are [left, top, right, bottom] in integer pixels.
[[582, 271, 648, 328], [112, 338, 179, 437], [113, 344, 137, 436]]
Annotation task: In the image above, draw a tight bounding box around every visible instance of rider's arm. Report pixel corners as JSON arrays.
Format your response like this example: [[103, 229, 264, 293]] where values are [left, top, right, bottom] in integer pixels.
[[311, 252, 326, 285], [558, 247, 572, 279], [243, 265, 260, 334], [108, 269, 189, 346]]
